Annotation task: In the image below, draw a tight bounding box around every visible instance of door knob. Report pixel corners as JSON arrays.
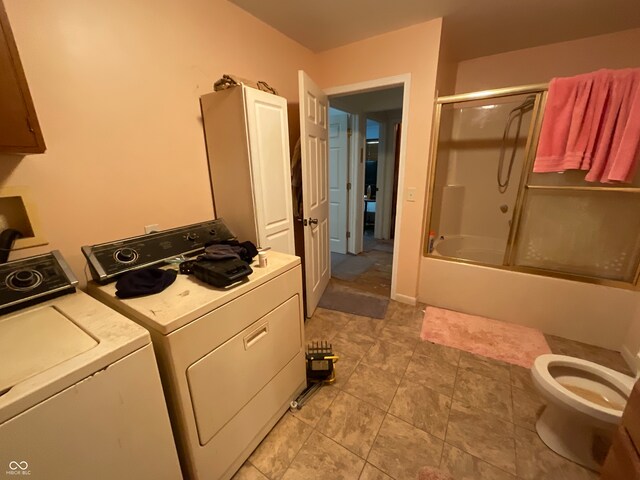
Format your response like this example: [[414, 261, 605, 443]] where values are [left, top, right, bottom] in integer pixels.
[[308, 218, 318, 226]]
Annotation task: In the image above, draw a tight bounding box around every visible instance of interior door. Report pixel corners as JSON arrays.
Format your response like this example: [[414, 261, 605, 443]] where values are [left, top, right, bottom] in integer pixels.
[[329, 109, 349, 254], [298, 70, 330, 317]]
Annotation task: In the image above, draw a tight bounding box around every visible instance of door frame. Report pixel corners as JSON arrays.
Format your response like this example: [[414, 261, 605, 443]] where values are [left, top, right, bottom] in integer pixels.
[[325, 74, 411, 302]]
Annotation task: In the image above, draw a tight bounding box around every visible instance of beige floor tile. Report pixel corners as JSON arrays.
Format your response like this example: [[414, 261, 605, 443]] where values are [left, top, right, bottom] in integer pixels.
[[389, 378, 452, 439], [232, 462, 270, 480], [305, 308, 351, 342], [342, 363, 401, 410], [514, 426, 598, 480], [361, 340, 413, 377], [280, 431, 365, 480], [385, 300, 422, 324], [509, 365, 537, 393], [290, 385, 339, 428], [453, 369, 513, 422], [249, 414, 313, 480], [317, 390, 386, 458], [445, 402, 516, 475], [405, 352, 458, 397], [332, 330, 376, 357], [341, 315, 387, 338], [414, 341, 461, 367], [368, 414, 443, 480], [377, 324, 421, 350], [331, 334, 374, 389], [359, 463, 393, 480], [331, 352, 363, 390], [511, 386, 545, 432], [458, 352, 511, 383], [439, 444, 516, 480]]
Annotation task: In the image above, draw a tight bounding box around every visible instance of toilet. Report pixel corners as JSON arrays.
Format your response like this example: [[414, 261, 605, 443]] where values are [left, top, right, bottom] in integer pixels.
[[531, 354, 637, 471]]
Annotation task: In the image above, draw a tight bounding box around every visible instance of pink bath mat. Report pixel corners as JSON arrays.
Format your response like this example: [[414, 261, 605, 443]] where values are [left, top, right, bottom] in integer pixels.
[[420, 306, 551, 368]]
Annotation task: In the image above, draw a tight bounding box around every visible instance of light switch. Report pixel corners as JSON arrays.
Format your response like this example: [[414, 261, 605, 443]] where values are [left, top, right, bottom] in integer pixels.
[[406, 187, 417, 202]]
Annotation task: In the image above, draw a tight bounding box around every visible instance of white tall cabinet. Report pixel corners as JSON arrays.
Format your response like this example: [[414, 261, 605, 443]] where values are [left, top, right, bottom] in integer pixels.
[[201, 86, 295, 254]]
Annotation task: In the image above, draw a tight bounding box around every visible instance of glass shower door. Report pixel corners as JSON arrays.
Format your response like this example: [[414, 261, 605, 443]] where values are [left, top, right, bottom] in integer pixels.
[[509, 170, 640, 283], [427, 92, 543, 266]]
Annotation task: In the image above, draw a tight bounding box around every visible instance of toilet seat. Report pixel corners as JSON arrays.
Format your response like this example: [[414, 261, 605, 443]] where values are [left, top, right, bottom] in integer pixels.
[[532, 354, 634, 425]]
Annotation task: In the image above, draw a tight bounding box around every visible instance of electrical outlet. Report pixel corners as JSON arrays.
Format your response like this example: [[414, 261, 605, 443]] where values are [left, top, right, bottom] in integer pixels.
[[145, 224, 159, 234], [407, 187, 417, 202]]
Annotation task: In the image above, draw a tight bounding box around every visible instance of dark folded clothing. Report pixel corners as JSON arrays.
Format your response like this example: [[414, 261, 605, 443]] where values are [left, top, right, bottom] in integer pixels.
[[200, 240, 258, 263], [115, 268, 177, 298]]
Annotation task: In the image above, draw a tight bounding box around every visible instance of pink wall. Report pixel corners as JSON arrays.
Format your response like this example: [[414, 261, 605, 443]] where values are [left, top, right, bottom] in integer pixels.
[[316, 20, 443, 301], [455, 28, 640, 93], [0, 0, 315, 280]]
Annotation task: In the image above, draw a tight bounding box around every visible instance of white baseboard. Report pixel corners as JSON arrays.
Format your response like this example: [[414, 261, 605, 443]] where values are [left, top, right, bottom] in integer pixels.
[[621, 345, 639, 376], [392, 293, 417, 306]]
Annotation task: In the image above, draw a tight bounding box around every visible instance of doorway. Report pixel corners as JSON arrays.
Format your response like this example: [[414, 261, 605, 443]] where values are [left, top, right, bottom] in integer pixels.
[[325, 85, 404, 299]]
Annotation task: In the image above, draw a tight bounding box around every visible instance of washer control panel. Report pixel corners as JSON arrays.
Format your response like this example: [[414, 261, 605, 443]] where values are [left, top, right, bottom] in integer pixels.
[[82, 219, 236, 283], [0, 251, 78, 313]]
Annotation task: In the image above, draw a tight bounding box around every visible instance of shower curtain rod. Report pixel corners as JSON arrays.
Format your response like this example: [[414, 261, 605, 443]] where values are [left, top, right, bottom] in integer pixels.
[[437, 83, 549, 104]]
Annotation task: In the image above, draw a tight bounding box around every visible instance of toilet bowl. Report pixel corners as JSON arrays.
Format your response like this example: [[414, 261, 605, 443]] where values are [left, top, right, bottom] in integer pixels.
[[531, 354, 636, 471]]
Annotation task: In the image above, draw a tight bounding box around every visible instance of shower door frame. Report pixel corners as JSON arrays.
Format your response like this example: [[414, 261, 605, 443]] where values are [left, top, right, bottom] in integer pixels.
[[424, 83, 640, 290]]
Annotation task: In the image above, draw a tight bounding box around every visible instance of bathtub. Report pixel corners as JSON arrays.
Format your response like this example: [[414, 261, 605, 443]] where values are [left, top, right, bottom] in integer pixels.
[[432, 234, 507, 265]]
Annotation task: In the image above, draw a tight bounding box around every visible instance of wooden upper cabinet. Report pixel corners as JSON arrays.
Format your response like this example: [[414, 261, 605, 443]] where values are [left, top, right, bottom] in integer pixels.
[[0, 0, 45, 154]]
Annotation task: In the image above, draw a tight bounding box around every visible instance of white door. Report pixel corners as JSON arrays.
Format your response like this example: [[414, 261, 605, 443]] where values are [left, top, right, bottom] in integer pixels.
[[298, 70, 330, 317], [244, 86, 296, 254], [329, 109, 349, 254]]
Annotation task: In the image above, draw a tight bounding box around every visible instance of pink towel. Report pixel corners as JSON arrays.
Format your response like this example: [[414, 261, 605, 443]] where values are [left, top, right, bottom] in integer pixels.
[[602, 69, 640, 183], [585, 69, 639, 182], [533, 68, 640, 183], [566, 70, 610, 172], [533, 75, 589, 173]]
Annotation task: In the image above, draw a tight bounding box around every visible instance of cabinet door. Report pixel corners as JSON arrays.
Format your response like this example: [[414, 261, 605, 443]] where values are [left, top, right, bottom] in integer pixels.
[[244, 87, 295, 254], [0, 1, 45, 154]]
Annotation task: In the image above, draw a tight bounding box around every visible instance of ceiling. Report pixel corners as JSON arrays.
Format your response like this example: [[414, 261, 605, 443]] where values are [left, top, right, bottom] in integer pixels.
[[228, 0, 640, 60]]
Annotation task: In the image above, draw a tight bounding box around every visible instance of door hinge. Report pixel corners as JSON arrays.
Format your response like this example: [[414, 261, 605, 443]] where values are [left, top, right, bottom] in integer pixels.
[[360, 147, 364, 163], [346, 182, 351, 190], [347, 128, 352, 138], [346, 231, 351, 239]]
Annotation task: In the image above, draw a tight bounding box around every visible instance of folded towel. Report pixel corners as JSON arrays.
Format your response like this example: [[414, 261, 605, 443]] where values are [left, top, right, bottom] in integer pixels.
[[585, 69, 636, 182], [533, 75, 585, 173], [565, 70, 610, 172], [603, 69, 640, 183]]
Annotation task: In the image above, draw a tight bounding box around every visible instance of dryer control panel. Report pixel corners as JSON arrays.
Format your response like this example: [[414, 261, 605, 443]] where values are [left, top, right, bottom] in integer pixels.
[[0, 250, 78, 313], [82, 219, 236, 284]]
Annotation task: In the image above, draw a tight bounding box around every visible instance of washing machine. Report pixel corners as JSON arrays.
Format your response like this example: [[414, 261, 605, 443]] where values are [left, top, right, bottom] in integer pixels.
[[82, 220, 306, 480], [0, 250, 182, 480]]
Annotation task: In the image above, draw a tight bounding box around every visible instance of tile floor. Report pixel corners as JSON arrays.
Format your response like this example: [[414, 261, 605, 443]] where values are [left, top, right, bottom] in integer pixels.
[[232, 237, 630, 480]]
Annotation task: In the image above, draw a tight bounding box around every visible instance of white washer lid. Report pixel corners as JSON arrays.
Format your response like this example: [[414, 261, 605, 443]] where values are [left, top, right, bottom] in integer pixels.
[[0, 306, 98, 393]]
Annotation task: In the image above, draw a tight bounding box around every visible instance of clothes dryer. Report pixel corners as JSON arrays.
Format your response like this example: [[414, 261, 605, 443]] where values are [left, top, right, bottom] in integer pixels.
[[82, 220, 306, 480]]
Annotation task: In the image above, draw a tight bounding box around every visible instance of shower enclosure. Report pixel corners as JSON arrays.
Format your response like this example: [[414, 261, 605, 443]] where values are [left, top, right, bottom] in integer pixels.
[[425, 84, 640, 288]]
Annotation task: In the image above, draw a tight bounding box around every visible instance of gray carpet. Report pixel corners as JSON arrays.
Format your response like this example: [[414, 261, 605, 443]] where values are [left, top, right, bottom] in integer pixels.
[[318, 288, 389, 319], [331, 254, 375, 281]]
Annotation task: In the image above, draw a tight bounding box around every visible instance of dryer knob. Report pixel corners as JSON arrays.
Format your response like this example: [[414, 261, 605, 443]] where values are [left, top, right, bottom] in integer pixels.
[[115, 248, 137, 263], [11, 269, 38, 288]]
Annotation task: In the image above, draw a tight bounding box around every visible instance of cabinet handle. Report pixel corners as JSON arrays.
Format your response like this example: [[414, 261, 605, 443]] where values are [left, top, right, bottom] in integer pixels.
[[243, 323, 269, 350]]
